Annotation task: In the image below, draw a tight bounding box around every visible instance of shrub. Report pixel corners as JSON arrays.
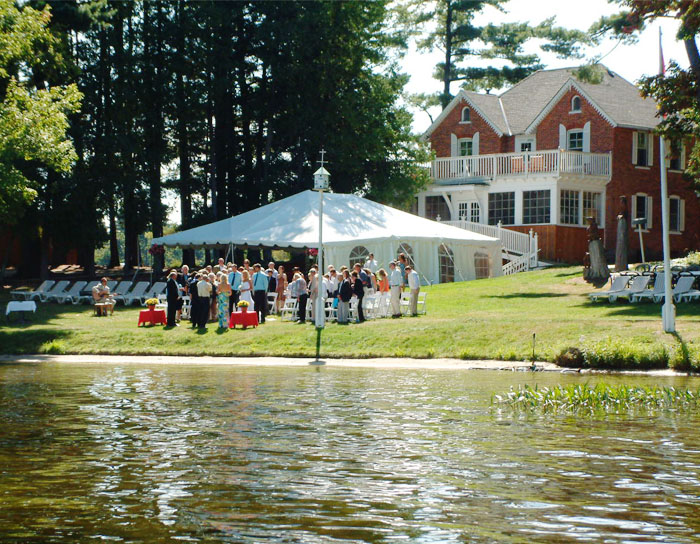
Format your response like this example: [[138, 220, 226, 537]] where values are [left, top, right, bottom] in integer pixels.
[[554, 338, 668, 370], [40, 340, 66, 354]]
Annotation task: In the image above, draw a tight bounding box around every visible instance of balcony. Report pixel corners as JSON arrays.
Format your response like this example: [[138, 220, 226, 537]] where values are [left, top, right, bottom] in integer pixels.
[[430, 150, 612, 185]]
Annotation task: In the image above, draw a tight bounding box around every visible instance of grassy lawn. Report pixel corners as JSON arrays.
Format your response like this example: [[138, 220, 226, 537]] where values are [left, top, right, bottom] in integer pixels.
[[2, 266, 700, 368]]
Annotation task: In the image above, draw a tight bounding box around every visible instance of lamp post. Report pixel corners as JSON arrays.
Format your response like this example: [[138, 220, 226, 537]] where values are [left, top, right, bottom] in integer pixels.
[[312, 150, 330, 331]]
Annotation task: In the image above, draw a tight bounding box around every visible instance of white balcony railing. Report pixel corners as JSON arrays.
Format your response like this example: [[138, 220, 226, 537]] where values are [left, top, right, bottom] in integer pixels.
[[431, 150, 611, 183]]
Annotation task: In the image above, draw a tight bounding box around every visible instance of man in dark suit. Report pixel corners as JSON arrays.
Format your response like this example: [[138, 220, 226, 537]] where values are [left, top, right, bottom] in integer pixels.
[[166, 270, 182, 327], [252, 263, 269, 324]]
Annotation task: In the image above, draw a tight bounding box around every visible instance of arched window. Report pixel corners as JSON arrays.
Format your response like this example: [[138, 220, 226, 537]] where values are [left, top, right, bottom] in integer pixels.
[[396, 243, 415, 267], [438, 244, 454, 283], [349, 245, 369, 267], [474, 252, 491, 279], [571, 96, 581, 113], [461, 107, 471, 123]]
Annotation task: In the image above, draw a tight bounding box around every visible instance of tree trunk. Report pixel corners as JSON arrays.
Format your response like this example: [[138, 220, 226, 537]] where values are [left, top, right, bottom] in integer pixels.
[[441, 0, 453, 109]]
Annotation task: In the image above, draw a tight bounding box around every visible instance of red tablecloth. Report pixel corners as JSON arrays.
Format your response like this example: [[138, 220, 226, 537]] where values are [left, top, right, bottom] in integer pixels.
[[138, 309, 167, 326], [229, 310, 258, 329]]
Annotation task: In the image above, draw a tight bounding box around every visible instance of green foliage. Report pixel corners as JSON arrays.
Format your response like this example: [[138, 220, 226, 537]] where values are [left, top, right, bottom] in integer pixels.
[[493, 383, 700, 414], [555, 338, 669, 370]]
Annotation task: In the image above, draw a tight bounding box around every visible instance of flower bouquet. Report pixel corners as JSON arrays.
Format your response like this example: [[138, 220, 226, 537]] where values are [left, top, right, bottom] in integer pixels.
[[237, 300, 250, 312], [148, 244, 165, 256], [145, 297, 159, 310]]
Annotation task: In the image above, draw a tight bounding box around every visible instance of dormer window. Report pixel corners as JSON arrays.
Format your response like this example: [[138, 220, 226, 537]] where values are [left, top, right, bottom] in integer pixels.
[[460, 107, 471, 123], [570, 96, 581, 113]]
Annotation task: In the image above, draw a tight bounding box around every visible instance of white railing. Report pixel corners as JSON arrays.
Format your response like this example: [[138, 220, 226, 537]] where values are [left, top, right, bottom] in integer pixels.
[[431, 150, 611, 183], [502, 253, 531, 275], [444, 219, 539, 272]]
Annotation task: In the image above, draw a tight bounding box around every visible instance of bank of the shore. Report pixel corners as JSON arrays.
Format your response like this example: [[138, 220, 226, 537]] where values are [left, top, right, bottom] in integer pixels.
[[3, 267, 700, 371]]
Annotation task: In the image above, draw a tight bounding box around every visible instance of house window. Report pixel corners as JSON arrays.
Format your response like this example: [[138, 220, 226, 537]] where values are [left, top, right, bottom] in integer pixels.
[[458, 201, 480, 223], [632, 193, 652, 230], [461, 107, 471, 123], [488, 192, 515, 225], [425, 196, 450, 221], [523, 190, 551, 224], [349, 246, 369, 267], [634, 131, 651, 166], [458, 138, 473, 157], [668, 140, 685, 171], [669, 196, 684, 232], [474, 252, 491, 279], [567, 130, 584, 151], [571, 96, 582, 112], [438, 244, 454, 283], [583, 192, 602, 227], [520, 141, 532, 152], [560, 190, 580, 225]]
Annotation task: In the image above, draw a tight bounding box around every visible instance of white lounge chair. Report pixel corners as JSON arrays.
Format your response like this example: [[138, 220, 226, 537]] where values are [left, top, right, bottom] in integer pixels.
[[116, 281, 149, 306], [631, 273, 666, 303], [140, 282, 167, 306], [54, 281, 87, 304], [72, 281, 99, 304], [669, 276, 697, 303], [111, 280, 133, 297], [609, 275, 651, 303], [588, 275, 632, 302], [11, 280, 54, 301], [41, 280, 71, 302]]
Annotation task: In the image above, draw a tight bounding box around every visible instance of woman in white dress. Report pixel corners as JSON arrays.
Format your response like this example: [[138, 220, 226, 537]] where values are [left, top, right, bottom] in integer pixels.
[[239, 269, 255, 311]]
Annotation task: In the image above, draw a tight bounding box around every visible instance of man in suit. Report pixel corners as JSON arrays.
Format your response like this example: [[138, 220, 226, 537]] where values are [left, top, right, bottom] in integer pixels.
[[228, 264, 242, 315], [166, 270, 182, 327], [252, 263, 270, 323]]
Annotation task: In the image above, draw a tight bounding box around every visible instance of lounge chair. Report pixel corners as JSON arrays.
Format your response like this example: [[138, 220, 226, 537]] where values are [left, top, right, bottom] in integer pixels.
[[116, 281, 149, 306], [588, 275, 632, 302], [140, 282, 166, 306], [71, 281, 99, 304], [54, 281, 87, 304], [11, 280, 54, 301], [669, 276, 697, 303], [609, 275, 651, 303], [631, 272, 666, 303], [111, 280, 133, 298], [40, 280, 71, 302]]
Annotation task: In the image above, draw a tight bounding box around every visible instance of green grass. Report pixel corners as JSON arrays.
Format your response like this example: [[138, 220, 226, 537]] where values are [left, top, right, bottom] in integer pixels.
[[3, 266, 700, 368]]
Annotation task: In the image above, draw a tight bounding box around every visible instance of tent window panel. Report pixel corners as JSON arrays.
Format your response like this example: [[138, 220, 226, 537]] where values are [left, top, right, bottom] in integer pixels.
[[425, 196, 451, 221], [488, 192, 515, 225], [349, 246, 369, 267], [438, 244, 454, 283], [474, 252, 491, 279]]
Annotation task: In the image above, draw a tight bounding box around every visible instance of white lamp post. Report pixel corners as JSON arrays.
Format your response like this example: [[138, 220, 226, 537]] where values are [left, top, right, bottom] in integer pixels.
[[313, 150, 330, 330]]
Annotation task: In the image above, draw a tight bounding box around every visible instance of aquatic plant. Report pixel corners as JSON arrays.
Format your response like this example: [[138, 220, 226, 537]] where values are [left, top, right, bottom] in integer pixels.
[[492, 383, 700, 414]]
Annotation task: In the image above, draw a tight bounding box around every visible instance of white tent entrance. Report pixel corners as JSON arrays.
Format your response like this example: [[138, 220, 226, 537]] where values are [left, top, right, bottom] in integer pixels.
[[152, 191, 502, 283]]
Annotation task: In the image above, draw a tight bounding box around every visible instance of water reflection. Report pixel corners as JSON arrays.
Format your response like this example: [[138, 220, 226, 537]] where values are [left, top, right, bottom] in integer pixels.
[[1, 365, 699, 543]]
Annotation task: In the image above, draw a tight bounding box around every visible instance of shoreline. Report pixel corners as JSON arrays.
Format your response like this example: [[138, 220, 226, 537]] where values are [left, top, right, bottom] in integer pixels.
[[0, 354, 694, 376]]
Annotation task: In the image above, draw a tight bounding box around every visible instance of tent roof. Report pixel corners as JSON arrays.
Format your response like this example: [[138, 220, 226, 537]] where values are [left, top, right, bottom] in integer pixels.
[[152, 190, 500, 249]]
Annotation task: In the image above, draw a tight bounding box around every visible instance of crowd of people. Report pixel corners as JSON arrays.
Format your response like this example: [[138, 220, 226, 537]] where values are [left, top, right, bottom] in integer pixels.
[[165, 252, 421, 330]]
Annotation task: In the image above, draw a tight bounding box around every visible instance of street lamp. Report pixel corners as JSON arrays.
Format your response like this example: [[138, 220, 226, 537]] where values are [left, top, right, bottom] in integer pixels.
[[312, 150, 330, 331]]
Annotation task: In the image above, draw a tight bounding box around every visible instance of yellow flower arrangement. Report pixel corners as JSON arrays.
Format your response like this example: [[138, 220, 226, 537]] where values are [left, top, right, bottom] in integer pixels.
[[237, 300, 250, 308], [145, 298, 159, 306]]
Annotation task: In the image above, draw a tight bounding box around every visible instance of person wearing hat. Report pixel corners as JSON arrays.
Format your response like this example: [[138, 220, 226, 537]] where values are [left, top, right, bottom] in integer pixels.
[[388, 261, 403, 318]]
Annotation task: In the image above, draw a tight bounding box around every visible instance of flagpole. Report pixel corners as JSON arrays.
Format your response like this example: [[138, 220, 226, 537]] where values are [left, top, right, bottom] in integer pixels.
[[659, 28, 675, 333]]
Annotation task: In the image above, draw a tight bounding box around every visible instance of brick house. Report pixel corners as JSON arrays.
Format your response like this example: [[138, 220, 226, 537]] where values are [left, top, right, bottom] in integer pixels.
[[416, 65, 700, 263]]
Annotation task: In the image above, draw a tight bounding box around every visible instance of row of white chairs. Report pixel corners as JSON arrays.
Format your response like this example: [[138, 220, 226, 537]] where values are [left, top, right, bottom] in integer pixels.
[[11, 279, 167, 306], [156, 292, 279, 320], [279, 292, 427, 322], [589, 273, 700, 303]]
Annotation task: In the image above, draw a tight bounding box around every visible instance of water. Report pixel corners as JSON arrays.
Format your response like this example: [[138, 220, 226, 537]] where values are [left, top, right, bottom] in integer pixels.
[[1, 364, 699, 543]]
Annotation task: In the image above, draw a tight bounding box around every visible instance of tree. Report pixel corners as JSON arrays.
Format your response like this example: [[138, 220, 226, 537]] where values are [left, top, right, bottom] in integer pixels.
[[397, 0, 589, 108], [590, 1, 700, 184]]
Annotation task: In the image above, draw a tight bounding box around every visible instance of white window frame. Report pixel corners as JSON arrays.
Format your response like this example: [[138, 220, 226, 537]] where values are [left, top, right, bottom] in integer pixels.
[[570, 96, 582, 113], [668, 195, 685, 233], [560, 189, 580, 225], [460, 107, 471, 124], [458, 137, 473, 157], [631, 192, 653, 231], [582, 191, 603, 228], [632, 131, 653, 167], [567, 129, 584, 151], [666, 140, 686, 172]]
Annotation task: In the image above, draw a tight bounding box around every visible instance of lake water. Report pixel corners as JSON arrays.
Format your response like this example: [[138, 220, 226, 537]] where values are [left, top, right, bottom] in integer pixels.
[[1, 363, 699, 543]]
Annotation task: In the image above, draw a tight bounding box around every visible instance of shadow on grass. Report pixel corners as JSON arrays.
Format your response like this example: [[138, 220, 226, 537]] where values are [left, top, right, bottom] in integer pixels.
[[578, 300, 700, 318], [487, 292, 568, 299], [0, 329, 71, 354]]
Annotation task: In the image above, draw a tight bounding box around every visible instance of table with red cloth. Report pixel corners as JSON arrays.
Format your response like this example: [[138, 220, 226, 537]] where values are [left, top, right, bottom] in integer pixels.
[[138, 308, 167, 326], [229, 310, 258, 329]]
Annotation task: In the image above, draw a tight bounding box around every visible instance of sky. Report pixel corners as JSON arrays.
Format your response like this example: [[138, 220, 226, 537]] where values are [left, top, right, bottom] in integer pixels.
[[403, 0, 689, 132]]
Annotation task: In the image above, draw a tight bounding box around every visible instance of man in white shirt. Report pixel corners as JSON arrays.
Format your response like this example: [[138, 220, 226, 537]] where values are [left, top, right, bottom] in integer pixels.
[[406, 265, 420, 316], [195, 274, 212, 328], [364, 253, 378, 274], [388, 261, 403, 318], [252, 263, 270, 323]]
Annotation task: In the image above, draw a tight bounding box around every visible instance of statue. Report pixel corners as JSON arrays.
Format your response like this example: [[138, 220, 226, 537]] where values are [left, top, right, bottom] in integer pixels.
[[615, 196, 629, 272], [584, 216, 610, 287]]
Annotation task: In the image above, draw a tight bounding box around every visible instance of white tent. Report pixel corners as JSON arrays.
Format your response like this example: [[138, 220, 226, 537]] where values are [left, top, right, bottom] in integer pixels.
[[152, 190, 502, 283]]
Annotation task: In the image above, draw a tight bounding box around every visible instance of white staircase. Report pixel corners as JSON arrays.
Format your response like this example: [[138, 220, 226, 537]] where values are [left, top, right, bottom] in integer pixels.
[[442, 219, 539, 275]]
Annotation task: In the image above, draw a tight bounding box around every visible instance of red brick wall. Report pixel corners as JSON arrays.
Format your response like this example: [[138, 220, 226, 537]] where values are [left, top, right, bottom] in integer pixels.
[[606, 128, 700, 259], [508, 225, 592, 263], [429, 98, 502, 157], [536, 88, 614, 152]]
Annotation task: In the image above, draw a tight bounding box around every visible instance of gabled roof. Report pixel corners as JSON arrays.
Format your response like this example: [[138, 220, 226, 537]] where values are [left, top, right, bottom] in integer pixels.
[[152, 190, 500, 249], [424, 65, 660, 138], [423, 90, 506, 139]]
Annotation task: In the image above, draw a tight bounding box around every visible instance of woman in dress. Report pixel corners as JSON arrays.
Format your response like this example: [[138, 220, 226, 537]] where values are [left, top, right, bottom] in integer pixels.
[[216, 275, 232, 329], [275, 265, 288, 314], [239, 269, 255, 311]]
